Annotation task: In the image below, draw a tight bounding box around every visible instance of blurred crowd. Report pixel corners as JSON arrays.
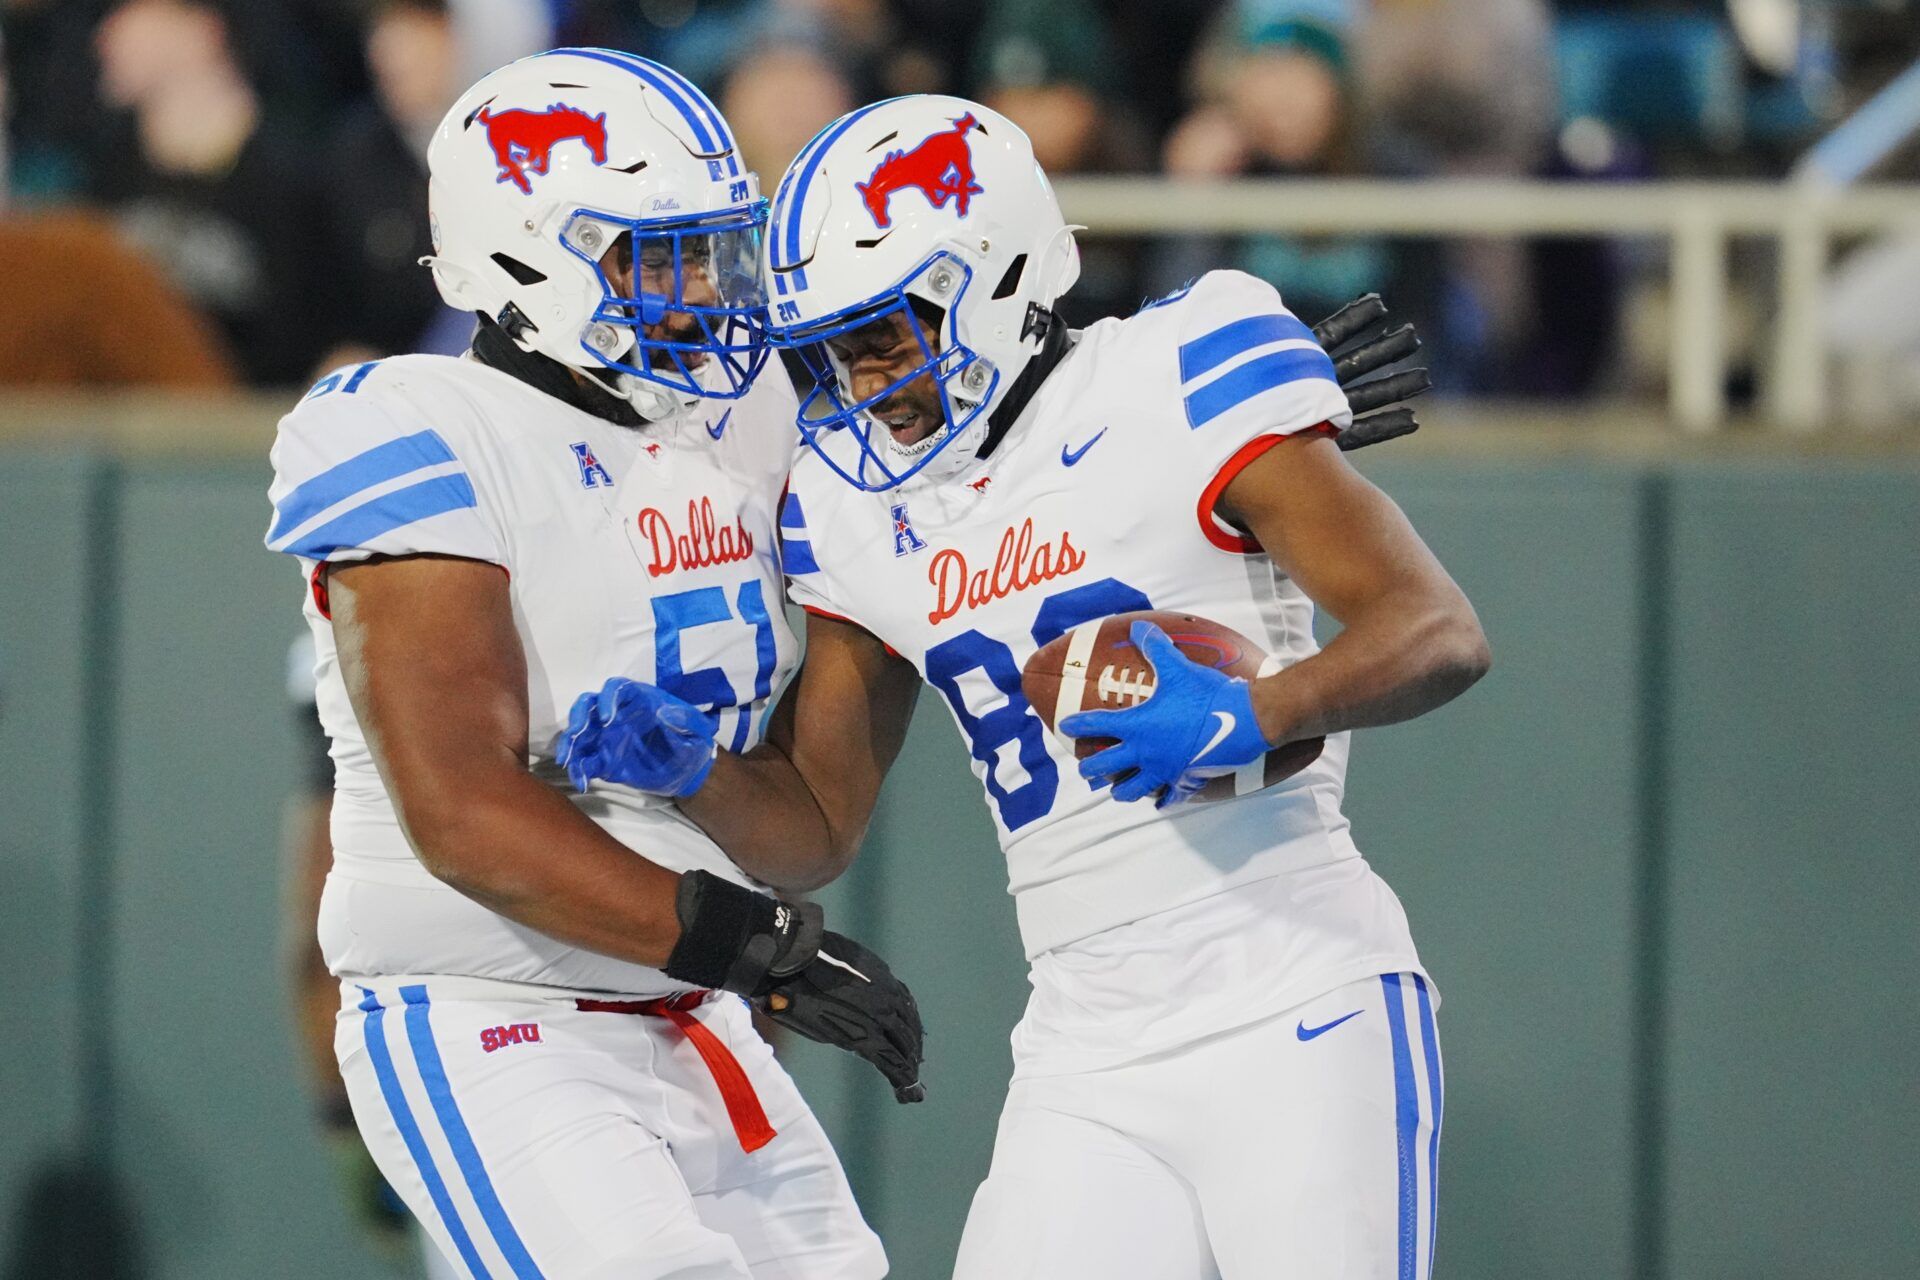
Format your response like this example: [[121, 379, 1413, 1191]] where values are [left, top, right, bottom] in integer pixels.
[[2, 0, 1918, 403]]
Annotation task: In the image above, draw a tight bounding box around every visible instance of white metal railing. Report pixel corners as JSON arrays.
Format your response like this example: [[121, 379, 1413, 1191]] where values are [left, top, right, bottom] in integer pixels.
[[1051, 178, 1920, 433]]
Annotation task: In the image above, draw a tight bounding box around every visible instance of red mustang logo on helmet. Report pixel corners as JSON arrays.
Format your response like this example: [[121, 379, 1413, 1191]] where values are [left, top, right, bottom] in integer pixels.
[[856, 113, 984, 229], [476, 103, 608, 194]]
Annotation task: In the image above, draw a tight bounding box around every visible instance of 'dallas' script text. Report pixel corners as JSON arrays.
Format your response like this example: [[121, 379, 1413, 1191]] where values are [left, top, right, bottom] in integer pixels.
[[927, 518, 1086, 623], [638, 498, 755, 578]]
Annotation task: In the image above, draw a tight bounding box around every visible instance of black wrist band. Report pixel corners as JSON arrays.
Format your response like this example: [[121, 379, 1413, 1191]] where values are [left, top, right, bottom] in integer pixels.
[[664, 870, 819, 995]]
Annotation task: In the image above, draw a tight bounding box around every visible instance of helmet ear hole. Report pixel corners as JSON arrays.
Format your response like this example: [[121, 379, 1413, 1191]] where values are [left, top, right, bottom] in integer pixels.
[[990, 254, 1027, 301], [489, 253, 549, 286]]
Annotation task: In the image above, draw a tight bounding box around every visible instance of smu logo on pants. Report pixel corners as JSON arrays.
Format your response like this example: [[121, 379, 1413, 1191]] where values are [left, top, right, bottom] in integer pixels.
[[856, 113, 984, 229], [479, 1023, 543, 1053]]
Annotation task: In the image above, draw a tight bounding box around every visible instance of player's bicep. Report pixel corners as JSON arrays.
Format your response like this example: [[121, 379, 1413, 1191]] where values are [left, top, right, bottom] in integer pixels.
[[327, 554, 525, 833], [773, 611, 920, 845], [1216, 434, 1459, 623]]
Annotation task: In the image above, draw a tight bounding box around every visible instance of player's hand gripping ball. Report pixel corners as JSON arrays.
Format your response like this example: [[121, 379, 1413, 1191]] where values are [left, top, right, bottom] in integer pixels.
[[555, 677, 718, 797], [1023, 611, 1325, 808]]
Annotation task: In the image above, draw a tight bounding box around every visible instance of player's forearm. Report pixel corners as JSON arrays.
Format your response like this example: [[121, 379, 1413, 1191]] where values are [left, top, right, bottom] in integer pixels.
[[678, 744, 854, 894], [1250, 589, 1489, 745], [398, 766, 684, 967]]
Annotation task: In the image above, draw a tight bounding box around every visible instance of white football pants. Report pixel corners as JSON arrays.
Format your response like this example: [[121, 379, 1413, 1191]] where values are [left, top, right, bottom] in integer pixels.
[[336, 977, 886, 1280], [953, 972, 1443, 1280]]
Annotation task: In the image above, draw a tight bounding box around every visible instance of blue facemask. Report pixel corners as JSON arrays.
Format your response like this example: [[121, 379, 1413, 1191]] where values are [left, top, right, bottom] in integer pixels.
[[562, 202, 771, 399], [771, 252, 1000, 492]]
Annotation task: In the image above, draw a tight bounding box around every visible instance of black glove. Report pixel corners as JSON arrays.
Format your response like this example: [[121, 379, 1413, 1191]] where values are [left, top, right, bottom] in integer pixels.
[[760, 929, 927, 1104], [1310, 293, 1432, 451], [664, 870, 926, 1103]]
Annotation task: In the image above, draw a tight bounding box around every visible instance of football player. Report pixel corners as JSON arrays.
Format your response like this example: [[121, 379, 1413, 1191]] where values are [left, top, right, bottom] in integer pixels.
[[563, 97, 1489, 1278], [265, 51, 923, 1280]]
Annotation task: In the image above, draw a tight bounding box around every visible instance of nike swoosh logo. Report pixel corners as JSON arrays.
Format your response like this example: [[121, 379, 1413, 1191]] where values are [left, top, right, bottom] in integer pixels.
[[816, 952, 871, 984], [1060, 428, 1107, 467], [706, 410, 731, 441], [1297, 1010, 1363, 1041], [1195, 710, 1235, 764]]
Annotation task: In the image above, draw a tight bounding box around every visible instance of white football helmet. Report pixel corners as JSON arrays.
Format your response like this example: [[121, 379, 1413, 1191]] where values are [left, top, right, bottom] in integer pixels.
[[763, 95, 1081, 490], [424, 48, 768, 417]]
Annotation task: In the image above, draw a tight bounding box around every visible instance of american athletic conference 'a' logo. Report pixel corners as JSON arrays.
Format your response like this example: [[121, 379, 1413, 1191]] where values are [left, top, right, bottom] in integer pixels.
[[891, 502, 926, 557], [570, 441, 612, 489], [476, 103, 608, 194], [856, 114, 984, 229]]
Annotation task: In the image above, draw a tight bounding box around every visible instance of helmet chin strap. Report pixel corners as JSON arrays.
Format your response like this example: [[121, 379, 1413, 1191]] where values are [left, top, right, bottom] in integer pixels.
[[607, 367, 699, 422], [886, 399, 989, 488], [885, 308, 1072, 487], [586, 328, 702, 422], [470, 311, 699, 428]]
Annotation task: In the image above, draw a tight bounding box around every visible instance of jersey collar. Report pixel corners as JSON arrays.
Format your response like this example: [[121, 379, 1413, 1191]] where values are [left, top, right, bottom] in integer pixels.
[[976, 309, 1075, 464], [470, 314, 647, 429]]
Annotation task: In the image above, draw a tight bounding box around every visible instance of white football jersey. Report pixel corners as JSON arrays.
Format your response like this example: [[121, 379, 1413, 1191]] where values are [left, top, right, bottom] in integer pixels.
[[783, 272, 1424, 1060], [267, 353, 799, 995]]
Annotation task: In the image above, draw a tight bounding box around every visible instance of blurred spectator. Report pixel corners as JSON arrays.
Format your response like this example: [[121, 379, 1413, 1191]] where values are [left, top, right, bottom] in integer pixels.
[[88, 0, 332, 385], [2, 0, 105, 203], [974, 0, 1145, 174], [446, 0, 555, 87], [1363, 0, 1622, 397], [973, 0, 1153, 322], [720, 43, 856, 183], [568, 0, 944, 111], [0, 210, 238, 386], [1360, 0, 1552, 178], [313, 0, 464, 371], [1151, 8, 1392, 328]]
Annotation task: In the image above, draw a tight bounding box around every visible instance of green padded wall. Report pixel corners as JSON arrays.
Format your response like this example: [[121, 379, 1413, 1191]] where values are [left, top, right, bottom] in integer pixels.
[[0, 453, 97, 1262], [102, 462, 393, 1280], [1662, 466, 1920, 1279], [4, 440, 1918, 1280], [843, 699, 1023, 1277], [1344, 460, 1646, 1279]]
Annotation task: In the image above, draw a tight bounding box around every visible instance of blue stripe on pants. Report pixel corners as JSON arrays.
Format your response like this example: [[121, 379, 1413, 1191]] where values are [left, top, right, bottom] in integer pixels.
[[1414, 975, 1443, 1276], [358, 988, 492, 1279], [400, 985, 548, 1280], [1382, 974, 1419, 1280]]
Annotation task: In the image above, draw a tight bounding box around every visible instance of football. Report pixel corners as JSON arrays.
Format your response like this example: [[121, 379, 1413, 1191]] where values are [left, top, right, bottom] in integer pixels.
[[1021, 609, 1325, 804]]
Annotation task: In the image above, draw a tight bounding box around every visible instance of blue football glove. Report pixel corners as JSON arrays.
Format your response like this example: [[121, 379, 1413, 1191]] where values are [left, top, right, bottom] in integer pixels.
[[1058, 620, 1273, 810], [554, 677, 718, 798]]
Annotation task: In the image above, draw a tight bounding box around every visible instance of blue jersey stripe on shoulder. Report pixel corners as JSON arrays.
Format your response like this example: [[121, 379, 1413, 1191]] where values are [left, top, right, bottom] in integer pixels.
[[781, 536, 821, 575], [1183, 347, 1337, 429], [282, 472, 478, 560], [271, 429, 458, 543], [778, 491, 808, 531], [1178, 313, 1319, 384]]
